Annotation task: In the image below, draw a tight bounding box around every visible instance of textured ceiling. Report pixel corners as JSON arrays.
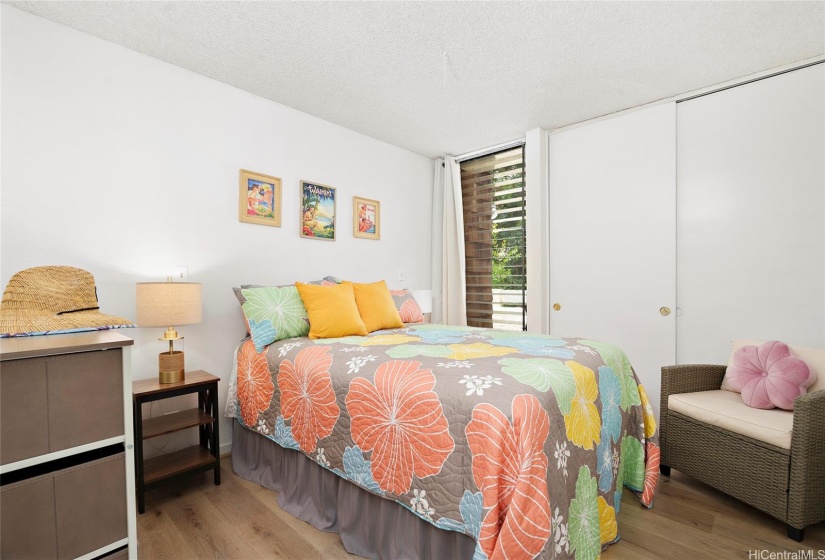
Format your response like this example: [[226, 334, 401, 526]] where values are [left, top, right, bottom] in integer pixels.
[[7, 1, 825, 158]]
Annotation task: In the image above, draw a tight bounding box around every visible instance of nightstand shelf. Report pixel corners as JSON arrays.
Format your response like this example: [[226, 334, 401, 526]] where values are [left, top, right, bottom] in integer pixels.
[[143, 446, 215, 485], [132, 371, 220, 514], [142, 409, 213, 439]]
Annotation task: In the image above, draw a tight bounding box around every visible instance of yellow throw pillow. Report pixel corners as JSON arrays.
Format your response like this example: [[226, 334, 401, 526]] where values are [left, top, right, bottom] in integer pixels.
[[344, 280, 404, 333], [295, 282, 368, 339]]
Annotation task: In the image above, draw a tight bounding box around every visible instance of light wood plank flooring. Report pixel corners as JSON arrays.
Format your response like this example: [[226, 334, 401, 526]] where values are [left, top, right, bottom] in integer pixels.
[[137, 456, 824, 559]]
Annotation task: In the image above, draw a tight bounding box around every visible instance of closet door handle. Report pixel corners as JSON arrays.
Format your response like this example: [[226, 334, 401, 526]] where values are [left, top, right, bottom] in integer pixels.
[[553, 303, 561, 311], [660, 307, 671, 316]]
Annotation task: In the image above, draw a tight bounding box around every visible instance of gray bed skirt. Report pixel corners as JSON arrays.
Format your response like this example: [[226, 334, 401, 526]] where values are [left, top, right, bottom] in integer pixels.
[[232, 420, 476, 559]]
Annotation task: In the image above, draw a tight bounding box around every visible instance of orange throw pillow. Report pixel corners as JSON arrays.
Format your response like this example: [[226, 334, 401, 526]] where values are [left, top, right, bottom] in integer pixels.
[[295, 282, 367, 339], [345, 280, 404, 333]]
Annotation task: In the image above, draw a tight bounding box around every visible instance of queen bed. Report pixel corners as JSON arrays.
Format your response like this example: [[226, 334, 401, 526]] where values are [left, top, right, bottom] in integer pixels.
[[225, 324, 659, 559]]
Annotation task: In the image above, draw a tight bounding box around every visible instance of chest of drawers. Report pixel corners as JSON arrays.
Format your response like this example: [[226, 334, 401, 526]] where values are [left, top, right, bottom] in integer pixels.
[[0, 331, 137, 560]]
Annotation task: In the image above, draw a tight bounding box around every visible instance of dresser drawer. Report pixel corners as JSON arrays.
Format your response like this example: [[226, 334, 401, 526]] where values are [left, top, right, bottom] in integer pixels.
[[0, 471, 55, 559], [99, 547, 129, 560], [1, 452, 127, 560], [0, 357, 49, 464], [1, 349, 124, 465]]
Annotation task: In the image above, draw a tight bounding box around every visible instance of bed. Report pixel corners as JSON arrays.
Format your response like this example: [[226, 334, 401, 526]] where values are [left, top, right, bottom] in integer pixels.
[[225, 324, 659, 559]]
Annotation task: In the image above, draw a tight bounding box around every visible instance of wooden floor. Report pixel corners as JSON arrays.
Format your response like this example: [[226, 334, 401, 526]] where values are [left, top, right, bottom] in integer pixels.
[[138, 456, 824, 559]]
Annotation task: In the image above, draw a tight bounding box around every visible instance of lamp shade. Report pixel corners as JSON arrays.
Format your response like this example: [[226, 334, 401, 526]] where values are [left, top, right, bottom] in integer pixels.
[[136, 282, 202, 327], [411, 289, 433, 314]]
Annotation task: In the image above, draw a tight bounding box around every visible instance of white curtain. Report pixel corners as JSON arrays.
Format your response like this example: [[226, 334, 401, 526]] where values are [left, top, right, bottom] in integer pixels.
[[431, 157, 467, 326]]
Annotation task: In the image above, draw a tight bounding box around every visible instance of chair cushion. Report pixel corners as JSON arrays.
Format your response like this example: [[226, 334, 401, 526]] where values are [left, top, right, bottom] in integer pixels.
[[668, 390, 793, 449], [724, 339, 825, 394], [725, 341, 815, 410]]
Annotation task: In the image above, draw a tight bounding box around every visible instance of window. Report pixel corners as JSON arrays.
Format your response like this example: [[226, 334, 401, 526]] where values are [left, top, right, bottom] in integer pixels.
[[460, 145, 526, 330]]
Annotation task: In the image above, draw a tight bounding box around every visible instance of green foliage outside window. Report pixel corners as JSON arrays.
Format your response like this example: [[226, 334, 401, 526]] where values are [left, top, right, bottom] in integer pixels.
[[491, 163, 525, 298]]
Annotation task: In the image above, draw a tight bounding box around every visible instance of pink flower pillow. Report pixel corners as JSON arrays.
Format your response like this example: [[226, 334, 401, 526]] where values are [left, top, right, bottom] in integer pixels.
[[725, 341, 816, 410]]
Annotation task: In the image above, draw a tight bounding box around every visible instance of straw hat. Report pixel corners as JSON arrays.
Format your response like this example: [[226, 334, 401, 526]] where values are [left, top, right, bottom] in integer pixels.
[[0, 266, 134, 337]]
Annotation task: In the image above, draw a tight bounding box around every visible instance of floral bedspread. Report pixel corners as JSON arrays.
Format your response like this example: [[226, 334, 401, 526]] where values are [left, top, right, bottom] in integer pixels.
[[226, 325, 660, 559]]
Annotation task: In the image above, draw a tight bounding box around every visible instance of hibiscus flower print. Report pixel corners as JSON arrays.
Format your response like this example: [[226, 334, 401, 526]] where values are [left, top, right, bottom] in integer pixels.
[[641, 442, 660, 507], [446, 342, 518, 360], [414, 329, 466, 345], [596, 428, 614, 492], [620, 435, 646, 490], [569, 466, 600, 560], [357, 334, 421, 346], [638, 384, 658, 439], [598, 496, 618, 545], [278, 346, 340, 453], [346, 360, 454, 495], [563, 361, 601, 450], [332, 446, 384, 495], [272, 416, 300, 450], [598, 366, 623, 444], [488, 335, 575, 358], [398, 299, 424, 323], [237, 339, 274, 427], [498, 357, 575, 413], [466, 394, 552, 560], [578, 339, 640, 410]]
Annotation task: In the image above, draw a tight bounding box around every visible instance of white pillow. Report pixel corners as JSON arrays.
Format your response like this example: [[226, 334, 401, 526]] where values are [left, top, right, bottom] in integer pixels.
[[723, 339, 825, 394]]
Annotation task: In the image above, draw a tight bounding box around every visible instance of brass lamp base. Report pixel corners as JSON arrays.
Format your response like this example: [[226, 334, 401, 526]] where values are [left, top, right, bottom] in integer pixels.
[[158, 350, 185, 384]]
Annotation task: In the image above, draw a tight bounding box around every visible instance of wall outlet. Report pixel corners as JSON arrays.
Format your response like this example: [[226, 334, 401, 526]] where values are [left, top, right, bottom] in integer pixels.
[[173, 266, 188, 281]]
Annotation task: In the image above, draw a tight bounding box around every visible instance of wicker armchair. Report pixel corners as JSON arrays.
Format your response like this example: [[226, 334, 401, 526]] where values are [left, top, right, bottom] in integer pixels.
[[660, 365, 825, 542]]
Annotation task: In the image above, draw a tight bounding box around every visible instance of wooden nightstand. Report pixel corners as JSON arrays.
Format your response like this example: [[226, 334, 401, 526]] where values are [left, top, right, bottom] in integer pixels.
[[132, 371, 220, 514]]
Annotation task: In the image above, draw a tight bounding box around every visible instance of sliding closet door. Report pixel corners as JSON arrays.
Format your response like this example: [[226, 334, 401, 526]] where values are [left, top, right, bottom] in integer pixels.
[[677, 64, 825, 363], [548, 102, 676, 417]]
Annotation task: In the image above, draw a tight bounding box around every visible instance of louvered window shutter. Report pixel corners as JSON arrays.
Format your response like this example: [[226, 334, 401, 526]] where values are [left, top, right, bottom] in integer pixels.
[[459, 145, 526, 330]]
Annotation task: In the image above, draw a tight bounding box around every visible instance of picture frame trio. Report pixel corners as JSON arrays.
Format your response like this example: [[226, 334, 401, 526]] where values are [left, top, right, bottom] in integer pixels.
[[238, 169, 380, 241]]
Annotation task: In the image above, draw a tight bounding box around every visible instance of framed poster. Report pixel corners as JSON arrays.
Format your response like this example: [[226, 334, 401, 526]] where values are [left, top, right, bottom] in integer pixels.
[[300, 181, 336, 240], [353, 196, 380, 240], [239, 169, 282, 227]]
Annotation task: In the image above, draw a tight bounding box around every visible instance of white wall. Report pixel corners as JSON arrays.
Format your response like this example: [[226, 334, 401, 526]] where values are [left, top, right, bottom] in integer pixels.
[[1, 6, 434, 453], [676, 64, 824, 363]]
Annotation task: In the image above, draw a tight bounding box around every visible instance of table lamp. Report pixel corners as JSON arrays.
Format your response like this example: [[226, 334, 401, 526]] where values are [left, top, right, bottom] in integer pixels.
[[136, 280, 202, 383]]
